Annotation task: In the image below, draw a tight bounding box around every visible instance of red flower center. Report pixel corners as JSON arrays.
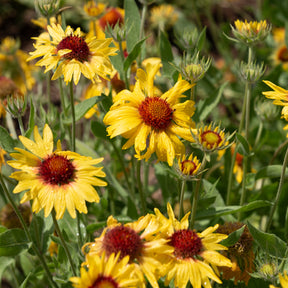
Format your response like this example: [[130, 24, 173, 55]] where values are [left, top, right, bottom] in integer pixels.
[[181, 160, 197, 175], [39, 154, 76, 186], [138, 97, 174, 130], [201, 131, 222, 147], [99, 8, 124, 31], [278, 46, 288, 62], [89, 276, 118, 288], [102, 226, 143, 262], [57, 36, 90, 62], [170, 229, 203, 259]]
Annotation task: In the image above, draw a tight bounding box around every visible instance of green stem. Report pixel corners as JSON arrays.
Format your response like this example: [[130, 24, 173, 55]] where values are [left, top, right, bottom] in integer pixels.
[[136, 160, 146, 214], [179, 180, 186, 220], [190, 156, 206, 228], [226, 146, 237, 205], [51, 210, 77, 276], [118, 40, 129, 89], [138, 2, 148, 64], [0, 175, 58, 288], [265, 144, 288, 232], [69, 82, 76, 152]]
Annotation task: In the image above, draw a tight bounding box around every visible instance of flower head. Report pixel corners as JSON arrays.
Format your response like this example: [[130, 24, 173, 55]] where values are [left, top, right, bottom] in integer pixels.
[[70, 252, 141, 288], [7, 124, 107, 219], [83, 214, 173, 288], [83, 1, 106, 18], [262, 80, 288, 121], [216, 222, 255, 285], [153, 203, 232, 288], [103, 62, 196, 166], [28, 23, 117, 85], [192, 122, 233, 153], [231, 19, 271, 45], [150, 4, 178, 30], [176, 153, 202, 180]]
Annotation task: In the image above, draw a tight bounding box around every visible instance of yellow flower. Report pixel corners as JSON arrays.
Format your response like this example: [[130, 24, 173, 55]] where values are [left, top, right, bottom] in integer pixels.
[[150, 4, 178, 30], [231, 19, 271, 45], [262, 80, 288, 120], [83, 1, 106, 18], [270, 272, 288, 288], [193, 122, 232, 153], [83, 214, 173, 288], [0, 37, 37, 94], [153, 203, 232, 288], [103, 62, 196, 166], [70, 252, 141, 288], [176, 153, 202, 180], [216, 222, 255, 285], [28, 23, 118, 85], [7, 124, 107, 219]]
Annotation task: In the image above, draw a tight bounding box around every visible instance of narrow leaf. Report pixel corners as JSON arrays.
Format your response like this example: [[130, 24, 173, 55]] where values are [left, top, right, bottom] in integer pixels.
[[0, 126, 18, 153], [199, 82, 227, 121], [124, 38, 146, 72], [256, 165, 288, 179], [124, 0, 141, 53], [62, 96, 105, 124], [247, 222, 287, 258], [236, 133, 250, 156], [160, 31, 175, 78], [0, 229, 31, 256], [91, 120, 109, 140], [220, 225, 246, 247]]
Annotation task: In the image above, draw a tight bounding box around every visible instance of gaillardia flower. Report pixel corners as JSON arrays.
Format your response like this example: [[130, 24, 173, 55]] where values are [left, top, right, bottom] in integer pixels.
[[150, 4, 178, 30], [103, 62, 196, 166], [70, 252, 141, 288], [176, 153, 202, 180], [262, 80, 288, 121], [7, 124, 107, 219], [192, 122, 233, 153], [28, 23, 118, 85], [153, 203, 232, 288], [231, 19, 271, 45], [83, 214, 173, 288]]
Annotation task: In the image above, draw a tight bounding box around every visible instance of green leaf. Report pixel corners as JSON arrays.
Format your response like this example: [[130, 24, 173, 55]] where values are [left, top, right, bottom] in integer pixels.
[[91, 120, 109, 140], [0, 256, 14, 285], [236, 133, 251, 156], [196, 27, 207, 51], [196, 200, 272, 220], [0, 229, 31, 256], [62, 96, 105, 124], [110, 53, 124, 81], [86, 221, 107, 234], [255, 165, 288, 179], [247, 222, 288, 258], [160, 31, 176, 78], [198, 82, 227, 121], [220, 225, 246, 247], [124, 0, 141, 53], [19, 272, 32, 288], [0, 126, 18, 153], [124, 38, 146, 72]]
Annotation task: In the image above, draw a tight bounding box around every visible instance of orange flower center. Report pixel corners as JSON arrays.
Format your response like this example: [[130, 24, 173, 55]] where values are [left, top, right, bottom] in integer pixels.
[[57, 36, 90, 62], [99, 8, 124, 30], [278, 46, 288, 62], [89, 276, 118, 288], [170, 229, 203, 259], [201, 131, 222, 146], [102, 226, 143, 262], [181, 160, 197, 175], [138, 97, 174, 130], [39, 154, 76, 186]]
